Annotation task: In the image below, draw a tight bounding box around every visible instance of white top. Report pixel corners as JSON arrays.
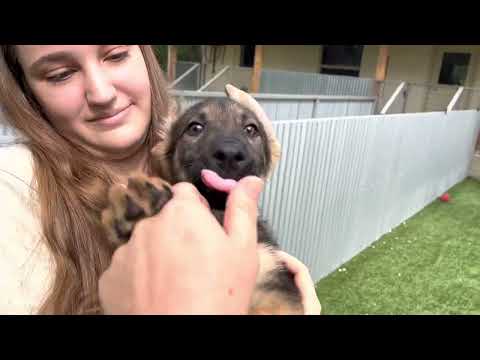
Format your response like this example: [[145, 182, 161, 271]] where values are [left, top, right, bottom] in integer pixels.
[[0, 144, 54, 314]]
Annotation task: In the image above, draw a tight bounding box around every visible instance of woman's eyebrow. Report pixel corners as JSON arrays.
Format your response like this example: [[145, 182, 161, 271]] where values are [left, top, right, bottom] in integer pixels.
[[29, 51, 74, 72]]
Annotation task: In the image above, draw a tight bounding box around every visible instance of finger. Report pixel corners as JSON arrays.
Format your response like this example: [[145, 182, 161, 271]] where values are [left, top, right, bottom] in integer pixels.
[[276, 251, 322, 315], [171, 182, 202, 202], [223, 176, 264, 248], [172, 182, 210, 210], [198, 193, 211, 211], [276, 250, 308, 274], [98, 244, 127, 313]]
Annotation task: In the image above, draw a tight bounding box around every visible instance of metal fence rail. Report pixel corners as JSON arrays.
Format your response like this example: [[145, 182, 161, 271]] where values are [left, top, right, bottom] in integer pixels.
[[172, 90, 376, 120], [260, 69, 376, 97], [259, 110, 480, 281], [1, 92, 376, 144]]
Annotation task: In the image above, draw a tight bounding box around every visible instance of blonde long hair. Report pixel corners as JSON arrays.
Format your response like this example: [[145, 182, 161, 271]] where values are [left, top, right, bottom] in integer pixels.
[[0, 45, 170, 314]]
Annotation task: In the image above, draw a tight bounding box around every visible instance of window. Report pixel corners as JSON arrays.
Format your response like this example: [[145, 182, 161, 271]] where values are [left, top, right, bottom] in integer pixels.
[[438, 52, 471, 86], [321, 67, 360, 77], [320, 45, 364, 77], [240, 45, 256, 67]]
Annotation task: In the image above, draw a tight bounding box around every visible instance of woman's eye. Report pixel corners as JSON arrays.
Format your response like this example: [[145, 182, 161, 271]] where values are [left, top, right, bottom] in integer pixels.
[[244, 124, 258, 137], [46, 70, 75, 83], [186, 122, 204, 136], [106, 51, 129, 62]]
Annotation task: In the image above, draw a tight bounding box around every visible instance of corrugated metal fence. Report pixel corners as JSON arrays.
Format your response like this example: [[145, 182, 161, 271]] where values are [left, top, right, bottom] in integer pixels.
[[172, 90, 376, 120], [260, 69, 376, 97], [259, 110, 480, 281]]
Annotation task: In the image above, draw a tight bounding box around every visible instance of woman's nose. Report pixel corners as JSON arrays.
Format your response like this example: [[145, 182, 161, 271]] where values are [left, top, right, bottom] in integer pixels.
[[84, 67, 116, 107]]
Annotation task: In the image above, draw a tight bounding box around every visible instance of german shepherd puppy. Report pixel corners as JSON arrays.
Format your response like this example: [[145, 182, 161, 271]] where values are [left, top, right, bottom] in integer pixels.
[[102, 98, 303, 315]]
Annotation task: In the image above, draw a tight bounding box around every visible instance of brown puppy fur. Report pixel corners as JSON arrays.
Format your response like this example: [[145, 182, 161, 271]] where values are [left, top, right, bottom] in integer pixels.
[[102, 99, 303, 315]]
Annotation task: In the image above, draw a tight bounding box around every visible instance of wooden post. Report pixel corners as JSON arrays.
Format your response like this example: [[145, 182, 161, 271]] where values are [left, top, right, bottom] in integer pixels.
[[375, 46, 389, 82], [374, 45, 389, 113], [250, 45, 263, 93], [167, 45, 177, 83], [200, 45, 209, 87]]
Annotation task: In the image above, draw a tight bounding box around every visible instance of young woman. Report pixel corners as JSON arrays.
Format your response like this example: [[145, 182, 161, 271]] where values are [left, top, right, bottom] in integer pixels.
[[0, 45, 321, 315]]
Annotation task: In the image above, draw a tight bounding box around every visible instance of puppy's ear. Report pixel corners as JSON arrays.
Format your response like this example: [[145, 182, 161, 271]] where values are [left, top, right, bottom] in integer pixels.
[[225, 84, 281, 180], [263, 137, 281, 180]]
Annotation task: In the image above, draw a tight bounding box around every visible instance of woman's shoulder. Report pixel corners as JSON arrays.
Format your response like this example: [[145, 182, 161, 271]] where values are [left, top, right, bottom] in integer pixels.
[[0, 142, 33, 168], [0, 143, 35, 191], [0, 143, 53, 314]]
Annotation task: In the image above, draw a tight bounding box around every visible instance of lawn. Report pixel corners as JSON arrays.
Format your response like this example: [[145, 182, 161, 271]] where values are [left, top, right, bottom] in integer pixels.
[[315, 177, 480, 315]]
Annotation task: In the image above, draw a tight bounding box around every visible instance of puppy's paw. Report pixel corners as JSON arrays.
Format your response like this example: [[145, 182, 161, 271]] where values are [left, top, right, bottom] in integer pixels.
[[102, 175, 173, 247]]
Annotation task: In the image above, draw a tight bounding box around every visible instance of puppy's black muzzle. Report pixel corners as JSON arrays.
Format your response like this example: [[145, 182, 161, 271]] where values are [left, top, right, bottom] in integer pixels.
[[206, 136, 254, 179]]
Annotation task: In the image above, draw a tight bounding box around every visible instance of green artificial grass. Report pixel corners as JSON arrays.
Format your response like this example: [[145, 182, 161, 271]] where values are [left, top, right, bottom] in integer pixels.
[[315, 177, 480, 315]]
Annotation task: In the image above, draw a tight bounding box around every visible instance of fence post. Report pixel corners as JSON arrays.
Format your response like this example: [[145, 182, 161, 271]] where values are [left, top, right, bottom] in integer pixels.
[[373, 80, 382, 114], [312, 98, 319, 118], [250, 45, 263, 93], [167, 45, 177, 83], [401, 82, 409, 113]]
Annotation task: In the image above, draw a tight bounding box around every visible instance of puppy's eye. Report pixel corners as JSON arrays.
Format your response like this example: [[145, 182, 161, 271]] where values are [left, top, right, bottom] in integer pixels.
[[186, 122, 204, 136], [244, 124, 258, 137]]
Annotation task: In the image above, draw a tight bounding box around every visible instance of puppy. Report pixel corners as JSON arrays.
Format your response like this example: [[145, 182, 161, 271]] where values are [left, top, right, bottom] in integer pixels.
[[102, 98, 303, 315]]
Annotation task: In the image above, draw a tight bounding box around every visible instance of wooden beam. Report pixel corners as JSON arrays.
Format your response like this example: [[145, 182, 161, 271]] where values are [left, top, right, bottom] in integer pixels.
[[374, 45, 389, 113], [250, 45, 263, 93], [167, 45, 177, 83], [375, 45, 389, 81]]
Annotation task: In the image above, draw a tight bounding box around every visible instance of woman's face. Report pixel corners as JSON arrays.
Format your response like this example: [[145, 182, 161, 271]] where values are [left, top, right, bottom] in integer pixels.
[[16, 45, 152, 159]]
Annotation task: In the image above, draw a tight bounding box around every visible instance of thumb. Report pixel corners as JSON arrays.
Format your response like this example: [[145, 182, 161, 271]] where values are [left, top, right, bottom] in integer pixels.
[[223, 176, 264, 248]]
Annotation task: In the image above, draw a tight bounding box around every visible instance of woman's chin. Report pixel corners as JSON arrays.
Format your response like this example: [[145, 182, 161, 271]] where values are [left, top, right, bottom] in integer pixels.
[[86, 135, 148, 161]]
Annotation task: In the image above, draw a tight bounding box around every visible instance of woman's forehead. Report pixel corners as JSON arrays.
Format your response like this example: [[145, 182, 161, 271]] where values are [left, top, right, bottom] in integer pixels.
[[16, 45, 119, 67]]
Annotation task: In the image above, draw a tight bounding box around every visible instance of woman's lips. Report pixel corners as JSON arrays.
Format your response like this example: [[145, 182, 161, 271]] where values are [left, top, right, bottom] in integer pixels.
[[88, 104, 132, 129]]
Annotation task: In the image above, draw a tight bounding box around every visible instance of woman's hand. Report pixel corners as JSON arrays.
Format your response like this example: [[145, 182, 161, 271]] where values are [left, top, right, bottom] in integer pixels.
[[98, 176, 264, 315], [276, 251, 322, 315]]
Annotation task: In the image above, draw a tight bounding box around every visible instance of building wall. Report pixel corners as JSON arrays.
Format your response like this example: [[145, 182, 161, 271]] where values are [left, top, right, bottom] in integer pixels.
[[360, 46, 436, 113], [361, 45, 480, 112], [359, 45, 434, 82], [207, 45, 322, 72], [202, 45, 480, 112], [263, 45, 322, 72]]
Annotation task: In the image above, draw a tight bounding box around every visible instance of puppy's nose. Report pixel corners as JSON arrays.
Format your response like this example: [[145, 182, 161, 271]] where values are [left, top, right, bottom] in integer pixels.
[[211, 140, 247, 169]]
